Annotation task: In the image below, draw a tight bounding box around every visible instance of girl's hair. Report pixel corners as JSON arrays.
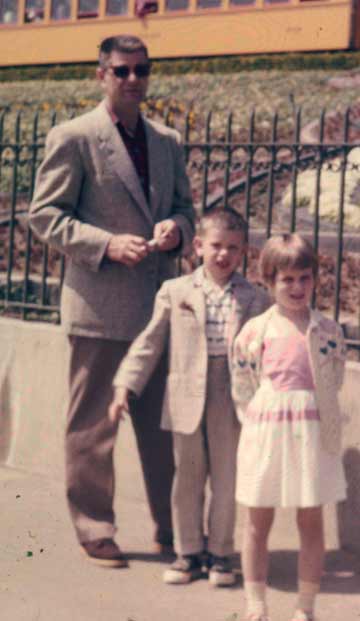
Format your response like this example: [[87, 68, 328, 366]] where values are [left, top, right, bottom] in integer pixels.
[[259, 233, 318, 286]]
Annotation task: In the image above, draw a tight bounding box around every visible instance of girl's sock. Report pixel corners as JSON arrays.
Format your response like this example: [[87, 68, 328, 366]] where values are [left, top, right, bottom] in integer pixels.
[[244, 580, 267, 617], [295, 580, 320, 615]]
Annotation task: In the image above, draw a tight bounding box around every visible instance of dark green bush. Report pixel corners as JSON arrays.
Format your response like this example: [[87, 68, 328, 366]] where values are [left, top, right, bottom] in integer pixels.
[[1, 50, 360, 81]]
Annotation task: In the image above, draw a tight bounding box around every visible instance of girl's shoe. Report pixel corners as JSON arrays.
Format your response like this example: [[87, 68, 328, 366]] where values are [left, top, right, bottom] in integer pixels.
[[291, 610, 314, 621]]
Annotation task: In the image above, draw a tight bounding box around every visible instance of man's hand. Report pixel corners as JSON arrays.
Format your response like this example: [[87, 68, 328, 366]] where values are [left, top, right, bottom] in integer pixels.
[[108, 386, 131, 423], [105, 234, 149, 266], [153, 219, 181, 252]]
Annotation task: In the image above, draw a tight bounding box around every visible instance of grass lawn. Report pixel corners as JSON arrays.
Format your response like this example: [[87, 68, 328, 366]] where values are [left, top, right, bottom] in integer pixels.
[[1, 68, 360, 135]]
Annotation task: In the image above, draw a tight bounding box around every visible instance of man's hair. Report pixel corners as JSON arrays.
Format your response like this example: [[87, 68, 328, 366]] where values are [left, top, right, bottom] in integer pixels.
[[259, 233, 318, 286], [99, 35, 149, 67], [197, 207, 248, 242]]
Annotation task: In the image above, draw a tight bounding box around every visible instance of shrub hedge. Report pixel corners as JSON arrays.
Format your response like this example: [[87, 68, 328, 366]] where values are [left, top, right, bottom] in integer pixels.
[[1, 50, 360, 81]]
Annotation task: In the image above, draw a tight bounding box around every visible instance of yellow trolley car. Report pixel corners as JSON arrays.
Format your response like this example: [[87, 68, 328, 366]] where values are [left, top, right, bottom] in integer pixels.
[[0, 0, 359, 66]]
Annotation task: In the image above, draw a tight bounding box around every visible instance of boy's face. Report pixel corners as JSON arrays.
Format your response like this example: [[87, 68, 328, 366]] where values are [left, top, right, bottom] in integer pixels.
[[194, 225, 246, 286]]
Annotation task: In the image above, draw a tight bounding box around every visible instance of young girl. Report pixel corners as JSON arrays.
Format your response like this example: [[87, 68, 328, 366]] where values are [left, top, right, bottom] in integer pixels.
[[232, 234, 347, 621]]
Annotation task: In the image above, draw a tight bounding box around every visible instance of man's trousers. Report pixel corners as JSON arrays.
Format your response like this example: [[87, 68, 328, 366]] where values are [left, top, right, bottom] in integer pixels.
[[66, 336, 174, 545]]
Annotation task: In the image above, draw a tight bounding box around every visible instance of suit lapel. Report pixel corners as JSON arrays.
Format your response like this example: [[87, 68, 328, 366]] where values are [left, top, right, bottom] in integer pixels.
[[181, 268, 207, 328], [95, 102, 153, 227], [143, 118, 165, 217]]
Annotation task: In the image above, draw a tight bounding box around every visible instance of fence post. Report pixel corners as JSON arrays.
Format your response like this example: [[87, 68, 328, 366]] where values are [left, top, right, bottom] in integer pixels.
[[5, 111, 21, 304], [21, 110, 40, 320], [334, 107, 350, 321], [201, 110, 212, 214], [223, 112, 233, 209], [266, 110, 278, 238], [290, 106, 302, 232]]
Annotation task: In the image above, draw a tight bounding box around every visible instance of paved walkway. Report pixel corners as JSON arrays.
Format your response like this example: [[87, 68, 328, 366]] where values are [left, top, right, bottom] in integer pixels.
[[1, 419, 359, 621]]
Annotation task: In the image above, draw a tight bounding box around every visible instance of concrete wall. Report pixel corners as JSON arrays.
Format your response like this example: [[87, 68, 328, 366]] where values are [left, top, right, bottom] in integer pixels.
[[0, 318, 69, 478], [337, 362, 360, 555], [0, 317, 359, 554]]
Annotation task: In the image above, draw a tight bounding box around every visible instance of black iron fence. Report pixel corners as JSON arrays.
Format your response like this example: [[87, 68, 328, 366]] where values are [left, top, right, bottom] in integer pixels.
[[0, 107, 359, 349]]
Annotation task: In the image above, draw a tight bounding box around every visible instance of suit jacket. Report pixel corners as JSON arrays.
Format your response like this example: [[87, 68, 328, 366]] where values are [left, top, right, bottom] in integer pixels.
[[29, 100, 195, 341], [114, 267, 270, 434], [231, 305, 347, 454]]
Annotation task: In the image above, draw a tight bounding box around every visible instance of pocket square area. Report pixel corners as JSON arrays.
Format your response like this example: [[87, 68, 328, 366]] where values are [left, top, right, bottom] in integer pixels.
[[179, 301, 195, 313]]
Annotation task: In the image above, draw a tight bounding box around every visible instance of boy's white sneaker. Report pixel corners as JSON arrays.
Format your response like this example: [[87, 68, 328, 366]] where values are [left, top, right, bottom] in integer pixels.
[[163, 554, 203, 584], [207, 554, 236, 587], [290, 610, 314, 621]]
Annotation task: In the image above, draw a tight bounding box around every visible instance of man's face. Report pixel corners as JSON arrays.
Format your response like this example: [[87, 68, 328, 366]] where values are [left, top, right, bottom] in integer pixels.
[[97, 50, 150, 111]]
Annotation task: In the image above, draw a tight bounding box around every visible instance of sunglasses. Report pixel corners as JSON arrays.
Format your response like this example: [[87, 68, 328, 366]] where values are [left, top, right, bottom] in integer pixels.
[[108, 63, 151, 79]]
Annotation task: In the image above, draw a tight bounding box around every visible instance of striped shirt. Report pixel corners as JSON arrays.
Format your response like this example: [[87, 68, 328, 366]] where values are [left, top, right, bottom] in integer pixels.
[[199, 268, 236, 357]]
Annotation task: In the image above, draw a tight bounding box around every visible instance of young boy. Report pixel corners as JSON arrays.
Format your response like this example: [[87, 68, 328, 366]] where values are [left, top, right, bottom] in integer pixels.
[[109, 208, 269, 586]]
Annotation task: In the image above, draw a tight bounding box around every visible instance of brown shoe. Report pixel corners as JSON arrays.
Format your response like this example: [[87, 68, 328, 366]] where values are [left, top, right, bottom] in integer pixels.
[[81, 538, 128, 568]]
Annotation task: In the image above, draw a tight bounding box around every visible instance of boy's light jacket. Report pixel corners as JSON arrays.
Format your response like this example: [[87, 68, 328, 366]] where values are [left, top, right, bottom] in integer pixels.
[[114, 266, 269, 434], [231, 305, 347, 455]]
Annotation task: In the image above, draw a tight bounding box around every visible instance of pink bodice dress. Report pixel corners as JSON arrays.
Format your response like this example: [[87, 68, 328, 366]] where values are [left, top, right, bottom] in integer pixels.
[[236, 323, 346, 508]]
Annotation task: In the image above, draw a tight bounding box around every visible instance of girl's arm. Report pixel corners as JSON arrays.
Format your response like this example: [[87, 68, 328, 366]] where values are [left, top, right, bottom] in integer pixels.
[[231, 321, 261, 420], [333, 322, 347, 391]]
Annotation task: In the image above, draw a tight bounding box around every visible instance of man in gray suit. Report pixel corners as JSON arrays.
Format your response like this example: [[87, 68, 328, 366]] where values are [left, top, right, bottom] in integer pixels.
[[29, 34, 195, 567]]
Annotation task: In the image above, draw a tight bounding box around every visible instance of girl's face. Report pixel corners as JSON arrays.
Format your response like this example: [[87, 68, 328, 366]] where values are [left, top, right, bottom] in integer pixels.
[[271, 266, 315, 314]]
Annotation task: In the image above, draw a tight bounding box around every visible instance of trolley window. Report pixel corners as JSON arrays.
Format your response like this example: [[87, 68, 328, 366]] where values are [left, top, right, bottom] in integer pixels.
[[229, 0, 255, 6], [0, 0, 18, 22], [165, 0, 189, 10], [197, 0, 221, 8], [25, 0, 44, 22], [106, 0, 128, 14], [51, 0, 71, 19], [78, 0, 99, 18]]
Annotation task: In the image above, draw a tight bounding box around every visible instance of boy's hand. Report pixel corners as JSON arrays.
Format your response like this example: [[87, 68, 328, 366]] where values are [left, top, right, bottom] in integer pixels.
[[109, 387, 131, 423]]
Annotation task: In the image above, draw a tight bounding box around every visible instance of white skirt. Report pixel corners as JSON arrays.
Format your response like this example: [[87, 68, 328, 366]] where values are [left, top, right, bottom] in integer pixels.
[[236, 380, 347, 507]]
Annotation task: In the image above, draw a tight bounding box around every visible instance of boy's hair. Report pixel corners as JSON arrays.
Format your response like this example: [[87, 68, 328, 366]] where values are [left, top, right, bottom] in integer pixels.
[[197, 207, 248, 242], [260, 233, 318, 285], [99, 35, 149, 67]]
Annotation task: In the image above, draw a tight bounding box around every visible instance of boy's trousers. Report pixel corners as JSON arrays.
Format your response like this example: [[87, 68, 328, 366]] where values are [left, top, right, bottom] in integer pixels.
[[171, 355, 240, 557]]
